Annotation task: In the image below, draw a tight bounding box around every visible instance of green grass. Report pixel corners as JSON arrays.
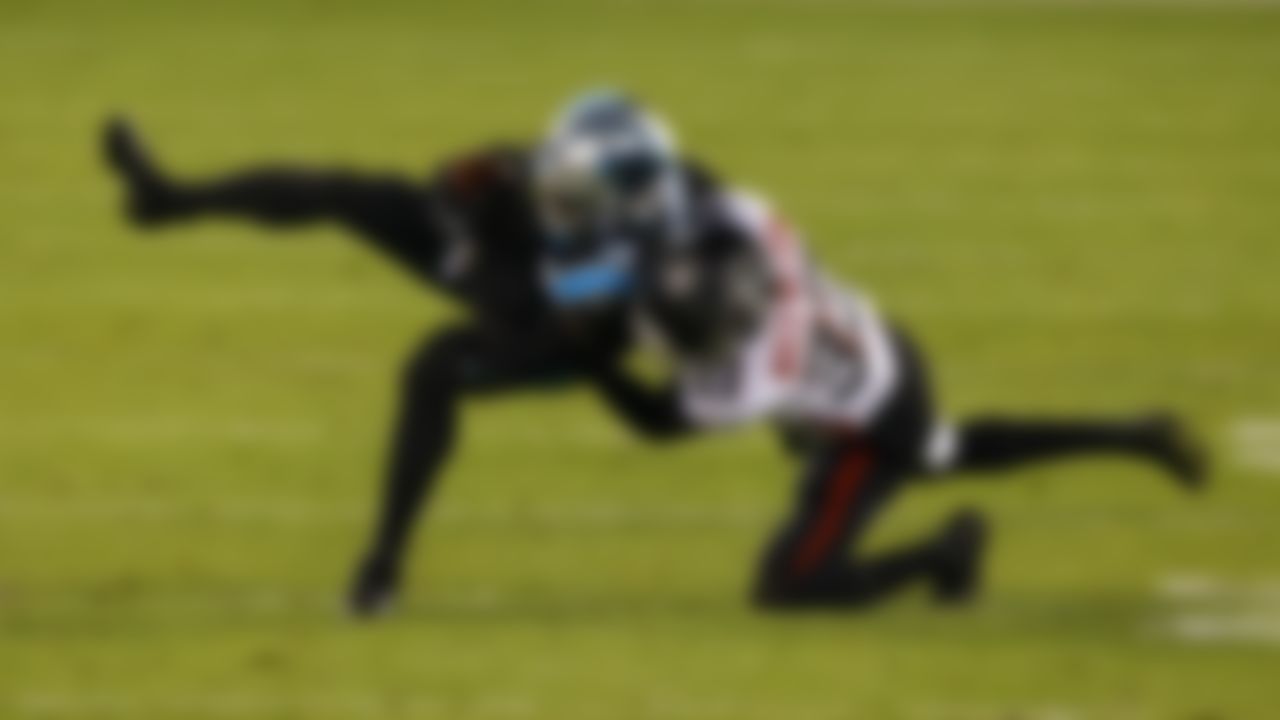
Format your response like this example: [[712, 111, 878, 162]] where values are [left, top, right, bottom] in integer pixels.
[[3, 0, 1280, 717]]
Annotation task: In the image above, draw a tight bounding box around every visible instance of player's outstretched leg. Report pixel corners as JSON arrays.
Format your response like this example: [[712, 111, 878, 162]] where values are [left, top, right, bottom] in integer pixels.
[[950, 412, 1207, 490], [753, 441, 989, 610], [103, 116, 437, 274]]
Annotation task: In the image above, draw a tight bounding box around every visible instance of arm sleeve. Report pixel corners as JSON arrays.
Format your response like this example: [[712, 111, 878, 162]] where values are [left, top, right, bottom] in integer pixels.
[[590, 362, 692, 441]]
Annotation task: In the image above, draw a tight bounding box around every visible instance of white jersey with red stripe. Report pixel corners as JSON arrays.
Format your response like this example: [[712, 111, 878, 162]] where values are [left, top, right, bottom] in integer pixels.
[[675, 190, 900, 432]]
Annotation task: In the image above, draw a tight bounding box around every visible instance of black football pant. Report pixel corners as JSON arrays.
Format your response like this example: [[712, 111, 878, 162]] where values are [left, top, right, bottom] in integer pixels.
[[754, 331, 1171, 609]]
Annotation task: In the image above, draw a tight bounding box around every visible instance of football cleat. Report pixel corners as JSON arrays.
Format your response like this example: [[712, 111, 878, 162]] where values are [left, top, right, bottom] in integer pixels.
[[347, 554, 401, 619], [103, 117, 183, 225], [1137, 413, 1209, 493], [932, 508, 989, 606]]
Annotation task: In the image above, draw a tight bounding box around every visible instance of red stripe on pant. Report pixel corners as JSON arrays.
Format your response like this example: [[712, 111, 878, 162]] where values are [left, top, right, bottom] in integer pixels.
[[789, 445, 874, 580]]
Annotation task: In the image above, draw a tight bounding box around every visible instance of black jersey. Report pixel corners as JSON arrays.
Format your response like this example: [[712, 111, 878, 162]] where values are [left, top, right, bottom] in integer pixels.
[[423, 145, 549, 329], [425, 145, 723, 350]]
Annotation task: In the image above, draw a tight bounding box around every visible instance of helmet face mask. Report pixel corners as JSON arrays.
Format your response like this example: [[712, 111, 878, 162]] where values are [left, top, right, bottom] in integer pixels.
[[602, 150, 663, 196], [534, 139, 615, 257], [534, 90, 680, 259]]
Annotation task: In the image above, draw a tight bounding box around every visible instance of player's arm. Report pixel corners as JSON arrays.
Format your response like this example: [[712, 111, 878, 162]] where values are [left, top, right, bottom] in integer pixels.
[[589, 360, 693, 441]]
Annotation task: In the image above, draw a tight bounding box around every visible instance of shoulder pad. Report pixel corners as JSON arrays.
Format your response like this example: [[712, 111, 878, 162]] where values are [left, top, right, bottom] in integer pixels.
[[435, 143, 530, 203]]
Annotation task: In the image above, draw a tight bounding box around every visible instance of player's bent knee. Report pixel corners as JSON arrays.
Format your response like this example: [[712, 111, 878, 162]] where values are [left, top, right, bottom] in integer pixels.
[[401, 331, 471, 398]]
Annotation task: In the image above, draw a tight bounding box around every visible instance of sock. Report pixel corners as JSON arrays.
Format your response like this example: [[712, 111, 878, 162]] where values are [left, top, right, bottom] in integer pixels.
[[955, 416, 1150, 472]]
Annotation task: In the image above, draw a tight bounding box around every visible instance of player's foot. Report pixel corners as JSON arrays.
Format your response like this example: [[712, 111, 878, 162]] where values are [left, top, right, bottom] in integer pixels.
[[103, 116, 185, 225], [931, 508, 988, 605], [1136, 413, 1208, 493], [347, 554, 401, 619]]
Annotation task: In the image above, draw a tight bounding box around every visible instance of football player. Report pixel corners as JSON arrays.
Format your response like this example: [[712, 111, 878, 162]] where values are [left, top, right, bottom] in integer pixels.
[[581, 183, 1207, 608], [103, 90, 711, 615]]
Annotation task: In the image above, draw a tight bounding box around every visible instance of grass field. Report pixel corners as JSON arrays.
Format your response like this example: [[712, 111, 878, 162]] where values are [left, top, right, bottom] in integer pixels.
[[3, 0, 1280, 717]]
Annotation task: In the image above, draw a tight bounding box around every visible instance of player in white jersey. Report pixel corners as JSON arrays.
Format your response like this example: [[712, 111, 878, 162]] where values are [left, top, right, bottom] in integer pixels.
[[586, 186, 1206, 609], [671, 190, 901, 433]]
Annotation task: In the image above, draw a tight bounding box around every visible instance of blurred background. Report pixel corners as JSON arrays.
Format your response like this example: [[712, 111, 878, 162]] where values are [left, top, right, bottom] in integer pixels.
[[2, 0, 1279, 717]]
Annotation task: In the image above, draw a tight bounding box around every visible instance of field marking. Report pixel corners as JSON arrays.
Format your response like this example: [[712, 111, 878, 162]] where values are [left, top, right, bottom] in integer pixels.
[[0, 416, 325, 446], [0, 495, 1266, 541], [693, 0, 1280, 7], [1165, 613, 1280, 645], [1158, 572, 1280, 603], [0, 497, 773, 527], [1, 582, 564, 618], [910, 704, 1088, 720], [4, 693, 1147, 720], [2, 494, 1262, 525], [10, 691, 534, 719], [1154, 572, 1280, 647], [0, 414, 629, 449], [1229, 417, 1280, 474]]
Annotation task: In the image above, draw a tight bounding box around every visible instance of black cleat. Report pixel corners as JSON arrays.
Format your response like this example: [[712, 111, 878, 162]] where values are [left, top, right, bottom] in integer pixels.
[[932, 508, 989, 606], [1137, 414, 1209, 493], [103, 117, 184, 226], [347, 555, 401, 619]]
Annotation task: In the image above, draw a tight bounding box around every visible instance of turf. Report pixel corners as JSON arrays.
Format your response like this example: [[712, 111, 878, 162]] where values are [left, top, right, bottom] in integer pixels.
[[2, 0, 1279, 717]]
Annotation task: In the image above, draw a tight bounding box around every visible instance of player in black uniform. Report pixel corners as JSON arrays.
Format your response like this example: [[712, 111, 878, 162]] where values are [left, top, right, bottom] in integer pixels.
[[103, 91, 712, 616]]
